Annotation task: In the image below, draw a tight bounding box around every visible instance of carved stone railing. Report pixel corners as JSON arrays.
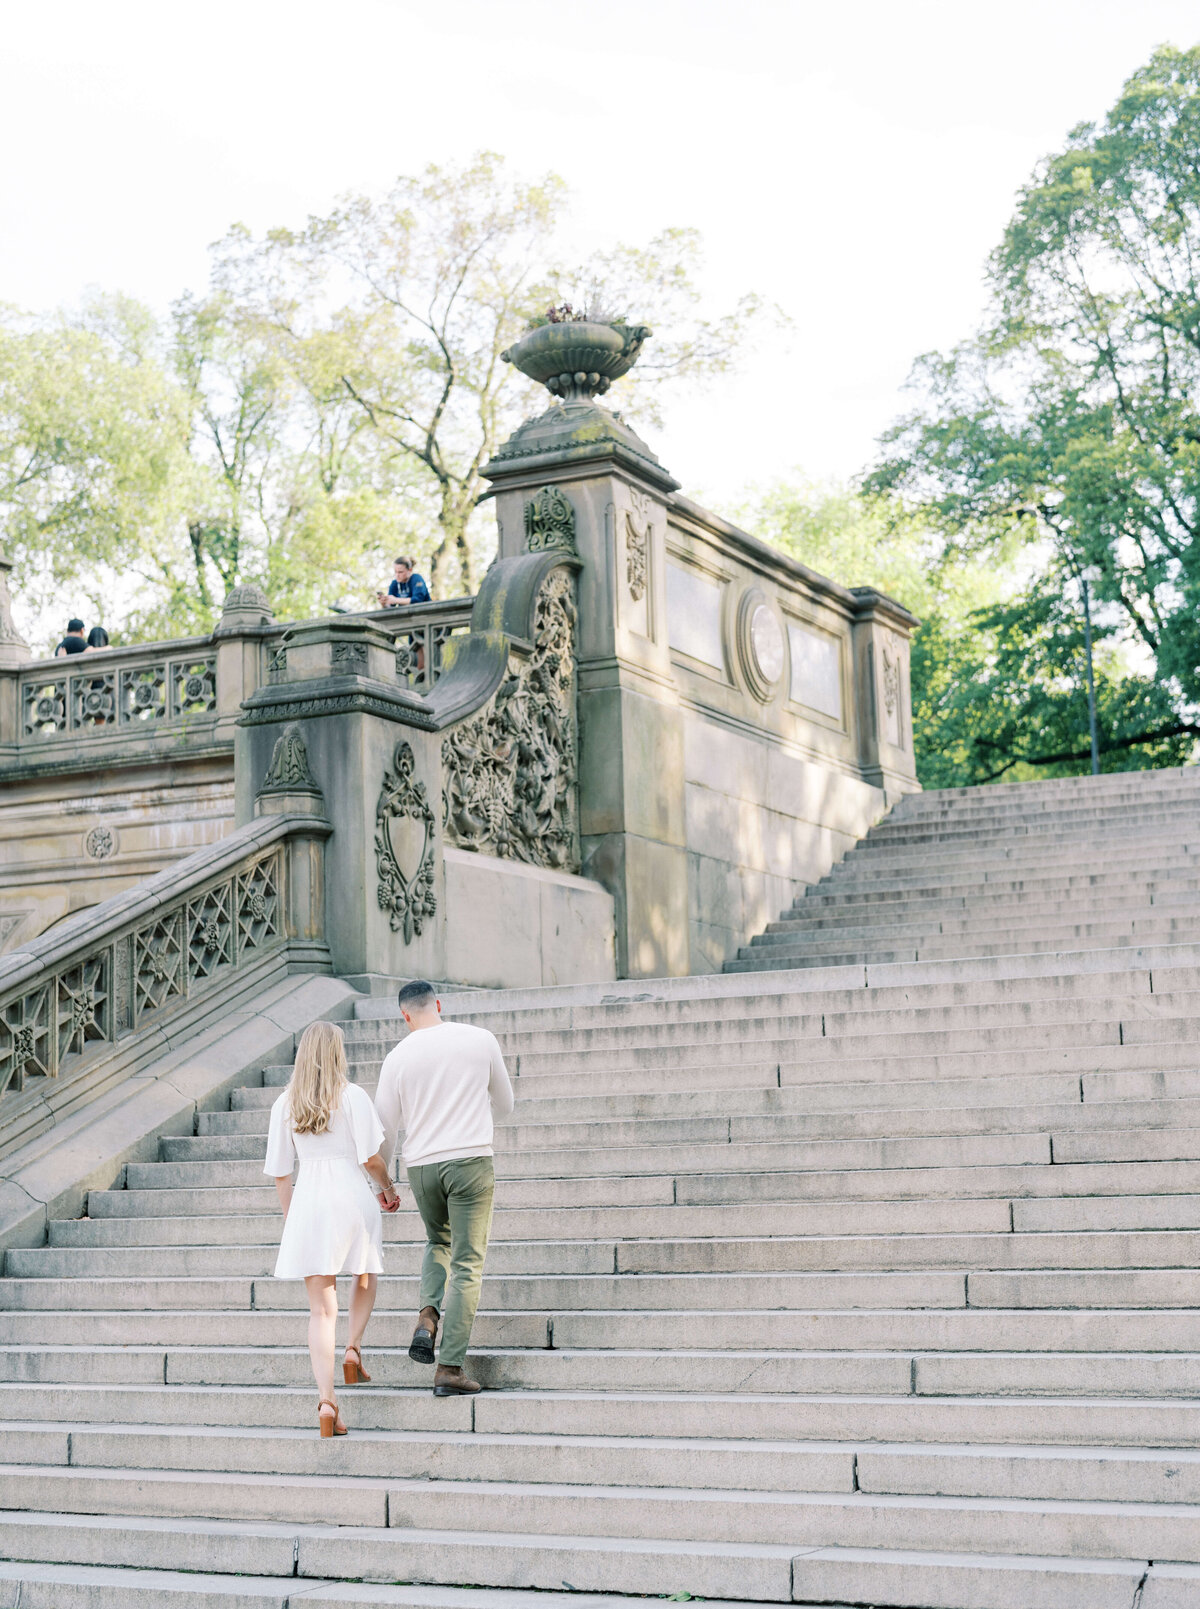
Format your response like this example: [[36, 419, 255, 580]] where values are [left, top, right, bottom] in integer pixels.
[[0, 806, 331, 1150], [329, 598, 475, 693], [18, 638, 218, 743], [0, 586, 475, 772]]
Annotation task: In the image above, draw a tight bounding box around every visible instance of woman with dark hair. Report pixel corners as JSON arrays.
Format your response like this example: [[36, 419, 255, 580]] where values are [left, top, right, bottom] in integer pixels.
[[85, 626, 109, 650]]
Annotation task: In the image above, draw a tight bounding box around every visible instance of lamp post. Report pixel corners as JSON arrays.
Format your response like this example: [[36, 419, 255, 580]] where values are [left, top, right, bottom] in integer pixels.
[[1078, 568, 1100, 777]]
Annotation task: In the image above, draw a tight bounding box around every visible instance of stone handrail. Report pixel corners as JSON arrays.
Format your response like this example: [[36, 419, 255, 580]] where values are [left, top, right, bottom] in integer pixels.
[[271, 597, 474, 695], [18, 636, 219, 744], [0, 808, 331, 1147], [3, 593, 476, 762]]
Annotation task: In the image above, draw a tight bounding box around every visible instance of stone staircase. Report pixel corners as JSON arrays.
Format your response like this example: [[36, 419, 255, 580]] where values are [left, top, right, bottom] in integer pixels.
[[4, 773, 1200, 1603], [729, 766, 1200, 971]]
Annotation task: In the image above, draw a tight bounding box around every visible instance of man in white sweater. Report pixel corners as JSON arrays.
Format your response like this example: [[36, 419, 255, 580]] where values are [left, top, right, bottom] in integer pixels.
[[374, 979, 515, 1395]]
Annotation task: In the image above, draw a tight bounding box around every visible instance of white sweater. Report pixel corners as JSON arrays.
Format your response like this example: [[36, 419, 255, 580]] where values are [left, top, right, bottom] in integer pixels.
[[374, 1020, 515, 1171]]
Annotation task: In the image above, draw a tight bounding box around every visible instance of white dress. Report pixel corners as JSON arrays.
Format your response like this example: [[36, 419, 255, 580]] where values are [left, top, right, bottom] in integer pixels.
[[264, 1082, 386, 1279]]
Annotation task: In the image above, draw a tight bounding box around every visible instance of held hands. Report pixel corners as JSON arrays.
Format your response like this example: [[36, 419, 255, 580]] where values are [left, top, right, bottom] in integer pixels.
[[377, 1185, 401, 1214]]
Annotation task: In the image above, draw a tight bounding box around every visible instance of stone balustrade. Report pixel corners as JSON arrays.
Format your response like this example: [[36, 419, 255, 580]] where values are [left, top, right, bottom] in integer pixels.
[[2, 594, 475, 761], [18, 639, 218, 745], [0, 806, 331, 1148]]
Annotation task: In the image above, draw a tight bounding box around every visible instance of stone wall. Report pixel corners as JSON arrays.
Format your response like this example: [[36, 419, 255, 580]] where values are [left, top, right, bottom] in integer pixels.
[[0, 757, 234, 953], [484, 382, 918, 977]]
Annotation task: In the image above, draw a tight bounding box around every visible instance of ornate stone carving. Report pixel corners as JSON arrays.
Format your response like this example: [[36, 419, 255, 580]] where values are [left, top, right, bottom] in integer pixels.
[[187, 885, 234, 979], [375, 741, 438, 943], [442, 568, 579, 872], [221, 584, 273, 618], [267, 643, 288, 681], [0, 550, 28, 650], [122, 664, 167, 723], [133, 912, 184, 1023], [882, 649, 899, 716], [85, 826, 115, 861], [236, 855, 281, 954], [71, 671, 116, 728], [258, 724, 321, 797], [240, 691, 437, 729], [23, 679, 67, 737], [524, 486, 577, 556], [0, 840, 289, 1104], [332, 641, 368, 674], [113, 934, 131, 1034], [56, 954, 110, 1062], [625, 489, 652, 602], [171, 658, 217, 717], [0, 983, 51, 1094]]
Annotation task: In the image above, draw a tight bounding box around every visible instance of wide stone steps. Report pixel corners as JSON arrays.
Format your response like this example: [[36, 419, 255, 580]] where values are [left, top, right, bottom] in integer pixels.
[[729, 771, 1200, 973], [101, 1156, 1200, 1209], [14, 1378, 1200, 1448], [9, 1509, 1190, 1607], [15, 1303, 1200, 1353], [6, 773, 1200, 1605]]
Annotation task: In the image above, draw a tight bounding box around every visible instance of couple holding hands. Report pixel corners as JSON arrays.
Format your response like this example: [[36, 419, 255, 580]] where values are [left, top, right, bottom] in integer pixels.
[[264, 979, 514, 1437]]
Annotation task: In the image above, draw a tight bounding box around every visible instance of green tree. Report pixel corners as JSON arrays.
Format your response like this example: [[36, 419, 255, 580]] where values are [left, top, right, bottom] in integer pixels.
[[220, 152, 765, 592], [0, 296, 194, 649], [867, 44, 1200, 775], [4, 155, 766, 640]]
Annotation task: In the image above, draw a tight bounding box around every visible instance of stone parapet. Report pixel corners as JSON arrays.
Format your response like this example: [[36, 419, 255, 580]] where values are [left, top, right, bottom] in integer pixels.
[[0, 805, 333, 1158]]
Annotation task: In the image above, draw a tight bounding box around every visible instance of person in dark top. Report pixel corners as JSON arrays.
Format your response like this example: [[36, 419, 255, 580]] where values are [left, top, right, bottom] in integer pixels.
[[55, 619, 87, 656], [86, 626, 110, 650], [378, 557, 430, 608]]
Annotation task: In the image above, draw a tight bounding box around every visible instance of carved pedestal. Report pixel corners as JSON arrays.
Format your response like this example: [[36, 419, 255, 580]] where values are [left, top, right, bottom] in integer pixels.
[[236, 620, 446, 987]]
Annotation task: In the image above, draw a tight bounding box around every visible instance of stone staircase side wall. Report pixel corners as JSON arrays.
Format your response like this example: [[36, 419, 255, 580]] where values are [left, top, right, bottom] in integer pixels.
[[0, 971, 359, 1251]]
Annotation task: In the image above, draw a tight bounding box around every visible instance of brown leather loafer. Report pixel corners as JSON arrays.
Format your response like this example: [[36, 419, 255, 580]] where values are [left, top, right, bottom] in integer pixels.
[[433, 1365, 481, 1396], [408, 1306, 439, 1366]]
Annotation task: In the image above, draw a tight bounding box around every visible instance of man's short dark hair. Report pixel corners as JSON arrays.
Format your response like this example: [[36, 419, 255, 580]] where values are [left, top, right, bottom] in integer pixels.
[[394, 556, 414, 570], [68, 618, 85, 633], [397, 979, 435, 1012]]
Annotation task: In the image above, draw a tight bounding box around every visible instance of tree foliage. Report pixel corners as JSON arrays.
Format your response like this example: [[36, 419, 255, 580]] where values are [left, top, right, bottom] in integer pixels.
[[866, 44, 1200, 779], [1, 155, 763, 649]]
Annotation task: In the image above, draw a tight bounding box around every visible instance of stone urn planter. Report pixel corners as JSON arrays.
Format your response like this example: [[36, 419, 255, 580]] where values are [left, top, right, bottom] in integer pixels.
[[501, 320, 652, 403]]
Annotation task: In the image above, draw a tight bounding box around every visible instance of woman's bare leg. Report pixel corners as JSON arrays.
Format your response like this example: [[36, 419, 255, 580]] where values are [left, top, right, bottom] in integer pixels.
[[305, 1275, 339, 1405], [347, 1273, 377, 1355]]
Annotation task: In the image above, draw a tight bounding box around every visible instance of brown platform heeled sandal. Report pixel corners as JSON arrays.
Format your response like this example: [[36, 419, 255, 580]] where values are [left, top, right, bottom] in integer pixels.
[[318, 1398, 347, 1437], [343, 1344, 371, 1385]]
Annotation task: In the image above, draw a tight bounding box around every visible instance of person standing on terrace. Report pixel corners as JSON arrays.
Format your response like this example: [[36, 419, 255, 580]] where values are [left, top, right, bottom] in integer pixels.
[[377, 556, 430, 608]]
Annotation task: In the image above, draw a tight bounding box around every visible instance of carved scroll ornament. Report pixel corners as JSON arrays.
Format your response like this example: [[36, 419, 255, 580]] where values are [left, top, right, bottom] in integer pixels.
[[442, 569, 579, 873], [882, 648, 900, 716], [375, 740, 438, 943], [524, 486, 577, 555], [625, 488, 652, 602]]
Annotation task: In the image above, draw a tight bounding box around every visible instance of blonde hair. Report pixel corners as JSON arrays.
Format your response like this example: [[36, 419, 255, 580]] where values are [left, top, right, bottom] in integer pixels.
[[288, 1021, 348, 1135]]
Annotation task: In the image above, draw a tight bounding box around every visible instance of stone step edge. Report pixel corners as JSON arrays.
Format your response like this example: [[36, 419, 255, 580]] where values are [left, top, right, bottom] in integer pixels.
[[0, 1557, 793, 1609], [2, 1507, 1172, 1594], [10, 1420, 1200, 1467], [350, 943, 1200, 1018], [9, 1464, 1200, 1519]]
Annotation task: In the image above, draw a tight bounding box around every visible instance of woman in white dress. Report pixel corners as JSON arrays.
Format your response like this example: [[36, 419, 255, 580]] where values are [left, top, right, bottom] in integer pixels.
[[264, 1020, 400, 1436]]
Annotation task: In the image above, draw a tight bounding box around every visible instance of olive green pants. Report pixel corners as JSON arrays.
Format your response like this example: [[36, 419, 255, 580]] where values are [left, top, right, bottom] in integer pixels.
[[406, 1155, 495, 1369]]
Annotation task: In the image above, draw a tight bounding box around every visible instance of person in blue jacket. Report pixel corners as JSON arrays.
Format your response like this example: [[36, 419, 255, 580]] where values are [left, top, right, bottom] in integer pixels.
[[377, 557, 430, 608]]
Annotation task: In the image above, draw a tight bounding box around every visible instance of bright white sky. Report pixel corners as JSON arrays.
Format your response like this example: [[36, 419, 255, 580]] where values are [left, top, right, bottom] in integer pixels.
[[1, 0, 1197, 508]]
